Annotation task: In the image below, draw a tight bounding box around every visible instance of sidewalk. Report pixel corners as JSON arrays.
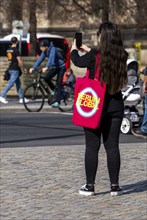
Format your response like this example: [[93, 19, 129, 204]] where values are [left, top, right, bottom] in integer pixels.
[[0, 97, 57, 113], [0, 96, 143, 114], [0, 143, 146, 220]]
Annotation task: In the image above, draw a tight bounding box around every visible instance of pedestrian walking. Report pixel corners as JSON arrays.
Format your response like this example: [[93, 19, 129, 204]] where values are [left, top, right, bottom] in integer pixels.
[[0, 36, 28, 104], [132, 66, 147, 138], [70, 22, 128, 196]]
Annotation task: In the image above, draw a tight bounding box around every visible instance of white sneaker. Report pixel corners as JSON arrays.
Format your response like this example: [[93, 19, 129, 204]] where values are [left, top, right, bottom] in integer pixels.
[[0, 96, 8, 104], [111, 185, 123, 196], [79, 184, 95, 196], [19, 98, 29, 104]]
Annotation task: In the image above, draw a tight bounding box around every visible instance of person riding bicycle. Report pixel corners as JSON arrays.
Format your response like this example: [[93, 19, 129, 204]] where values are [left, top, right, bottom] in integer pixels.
[[29, 40, 66, 107]]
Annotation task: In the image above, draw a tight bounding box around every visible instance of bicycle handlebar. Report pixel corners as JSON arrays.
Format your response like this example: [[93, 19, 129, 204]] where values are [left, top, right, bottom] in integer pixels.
[[38, 69, 43, 74]]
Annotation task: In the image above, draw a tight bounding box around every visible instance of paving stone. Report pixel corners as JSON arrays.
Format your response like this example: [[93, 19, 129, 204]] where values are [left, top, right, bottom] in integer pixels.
[[0, 143, 146, 220]]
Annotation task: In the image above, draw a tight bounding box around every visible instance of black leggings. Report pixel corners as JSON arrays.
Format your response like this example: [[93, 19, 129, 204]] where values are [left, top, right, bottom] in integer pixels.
[[83, 110, 123, 185]]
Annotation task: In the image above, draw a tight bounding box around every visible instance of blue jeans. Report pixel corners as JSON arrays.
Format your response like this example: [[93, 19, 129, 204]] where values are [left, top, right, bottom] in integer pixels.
[[1, 70, 23, 99], [141, 95, 147, 133]]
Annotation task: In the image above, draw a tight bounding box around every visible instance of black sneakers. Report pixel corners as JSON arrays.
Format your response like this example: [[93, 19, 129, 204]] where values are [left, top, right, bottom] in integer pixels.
[[111, 185, 123, 196], [79, 184, 122, 196], [79, 184, 95, 196]]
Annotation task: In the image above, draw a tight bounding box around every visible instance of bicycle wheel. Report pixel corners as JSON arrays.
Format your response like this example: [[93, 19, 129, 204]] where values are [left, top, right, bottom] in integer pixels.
[[59, 84, 74, 112], [23, 83, 45, 112]]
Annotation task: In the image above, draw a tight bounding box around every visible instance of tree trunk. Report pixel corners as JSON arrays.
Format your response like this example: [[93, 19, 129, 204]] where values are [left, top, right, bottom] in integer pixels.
[[102, 0, 109, 22], [29, 0, 37, 56]]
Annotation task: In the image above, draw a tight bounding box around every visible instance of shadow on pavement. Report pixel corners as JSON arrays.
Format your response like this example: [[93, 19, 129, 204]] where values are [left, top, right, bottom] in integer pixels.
[[122, 180, 147, 194]]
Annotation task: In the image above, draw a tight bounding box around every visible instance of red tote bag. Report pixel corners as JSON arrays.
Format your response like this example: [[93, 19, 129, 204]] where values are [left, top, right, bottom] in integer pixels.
[[72, 53, 106, 129]]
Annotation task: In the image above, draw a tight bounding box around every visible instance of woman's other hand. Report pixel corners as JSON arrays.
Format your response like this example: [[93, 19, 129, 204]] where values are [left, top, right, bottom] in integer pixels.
[[80, 44, 91, 53], [71, 39, 77, 52]]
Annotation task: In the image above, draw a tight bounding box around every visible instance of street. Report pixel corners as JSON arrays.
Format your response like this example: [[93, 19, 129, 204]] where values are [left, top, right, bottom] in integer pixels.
[[0, 112, 145, 148]]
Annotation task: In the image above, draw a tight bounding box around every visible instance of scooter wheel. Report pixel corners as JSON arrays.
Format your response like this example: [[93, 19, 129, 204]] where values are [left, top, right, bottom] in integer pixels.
[[121, 117, 132, 134]]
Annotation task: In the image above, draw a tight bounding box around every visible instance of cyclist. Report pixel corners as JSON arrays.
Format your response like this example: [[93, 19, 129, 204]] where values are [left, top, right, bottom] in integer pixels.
[[29, 40, 66, 107]]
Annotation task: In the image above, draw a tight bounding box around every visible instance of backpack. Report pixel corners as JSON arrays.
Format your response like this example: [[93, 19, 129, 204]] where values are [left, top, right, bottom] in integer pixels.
[[56, 48, 66, 62]]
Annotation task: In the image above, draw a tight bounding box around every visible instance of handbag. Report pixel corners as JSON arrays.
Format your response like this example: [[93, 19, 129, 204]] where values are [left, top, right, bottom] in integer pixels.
[[3, 69, 10, 81], [18, 67, 22, 77], [72, 53, 106, 129]]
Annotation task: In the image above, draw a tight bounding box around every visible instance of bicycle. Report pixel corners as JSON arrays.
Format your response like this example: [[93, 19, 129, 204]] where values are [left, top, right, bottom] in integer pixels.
[[23, 69, 74, 112]]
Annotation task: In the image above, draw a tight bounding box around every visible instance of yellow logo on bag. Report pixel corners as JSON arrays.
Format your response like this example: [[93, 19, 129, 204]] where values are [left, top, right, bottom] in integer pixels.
[[76, 87, 100, 117], [77, 93, 100, 110]]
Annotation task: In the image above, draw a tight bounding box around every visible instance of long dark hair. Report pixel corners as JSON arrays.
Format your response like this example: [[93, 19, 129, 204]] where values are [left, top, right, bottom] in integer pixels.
[[98, 22, 128, 94]]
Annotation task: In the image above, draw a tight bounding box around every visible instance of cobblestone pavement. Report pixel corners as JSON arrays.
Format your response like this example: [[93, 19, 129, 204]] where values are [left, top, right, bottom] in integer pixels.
[[0, 143, 147, 220]]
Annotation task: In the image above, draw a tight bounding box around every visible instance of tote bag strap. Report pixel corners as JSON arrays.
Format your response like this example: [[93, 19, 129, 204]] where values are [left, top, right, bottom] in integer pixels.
[[85, 52, 100, 81], [94, 52, 100, 80]]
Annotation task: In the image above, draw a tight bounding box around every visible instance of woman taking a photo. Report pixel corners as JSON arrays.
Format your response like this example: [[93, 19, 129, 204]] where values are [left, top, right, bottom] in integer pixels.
[[70, 22, 128, 196]]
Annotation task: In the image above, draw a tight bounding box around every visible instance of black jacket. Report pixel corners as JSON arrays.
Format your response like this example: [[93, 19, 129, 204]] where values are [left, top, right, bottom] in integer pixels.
[[70, 49, 124, 113]]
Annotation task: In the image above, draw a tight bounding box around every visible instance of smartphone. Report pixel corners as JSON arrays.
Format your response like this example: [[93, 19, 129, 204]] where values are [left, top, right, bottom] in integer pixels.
[[75, 32, 82, 48]]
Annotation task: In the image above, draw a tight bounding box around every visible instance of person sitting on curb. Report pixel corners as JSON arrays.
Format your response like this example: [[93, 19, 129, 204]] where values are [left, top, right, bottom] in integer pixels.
[[132, 66, 147, 138], [0, 37, 28, 104], [62, 68, 76, 88]]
